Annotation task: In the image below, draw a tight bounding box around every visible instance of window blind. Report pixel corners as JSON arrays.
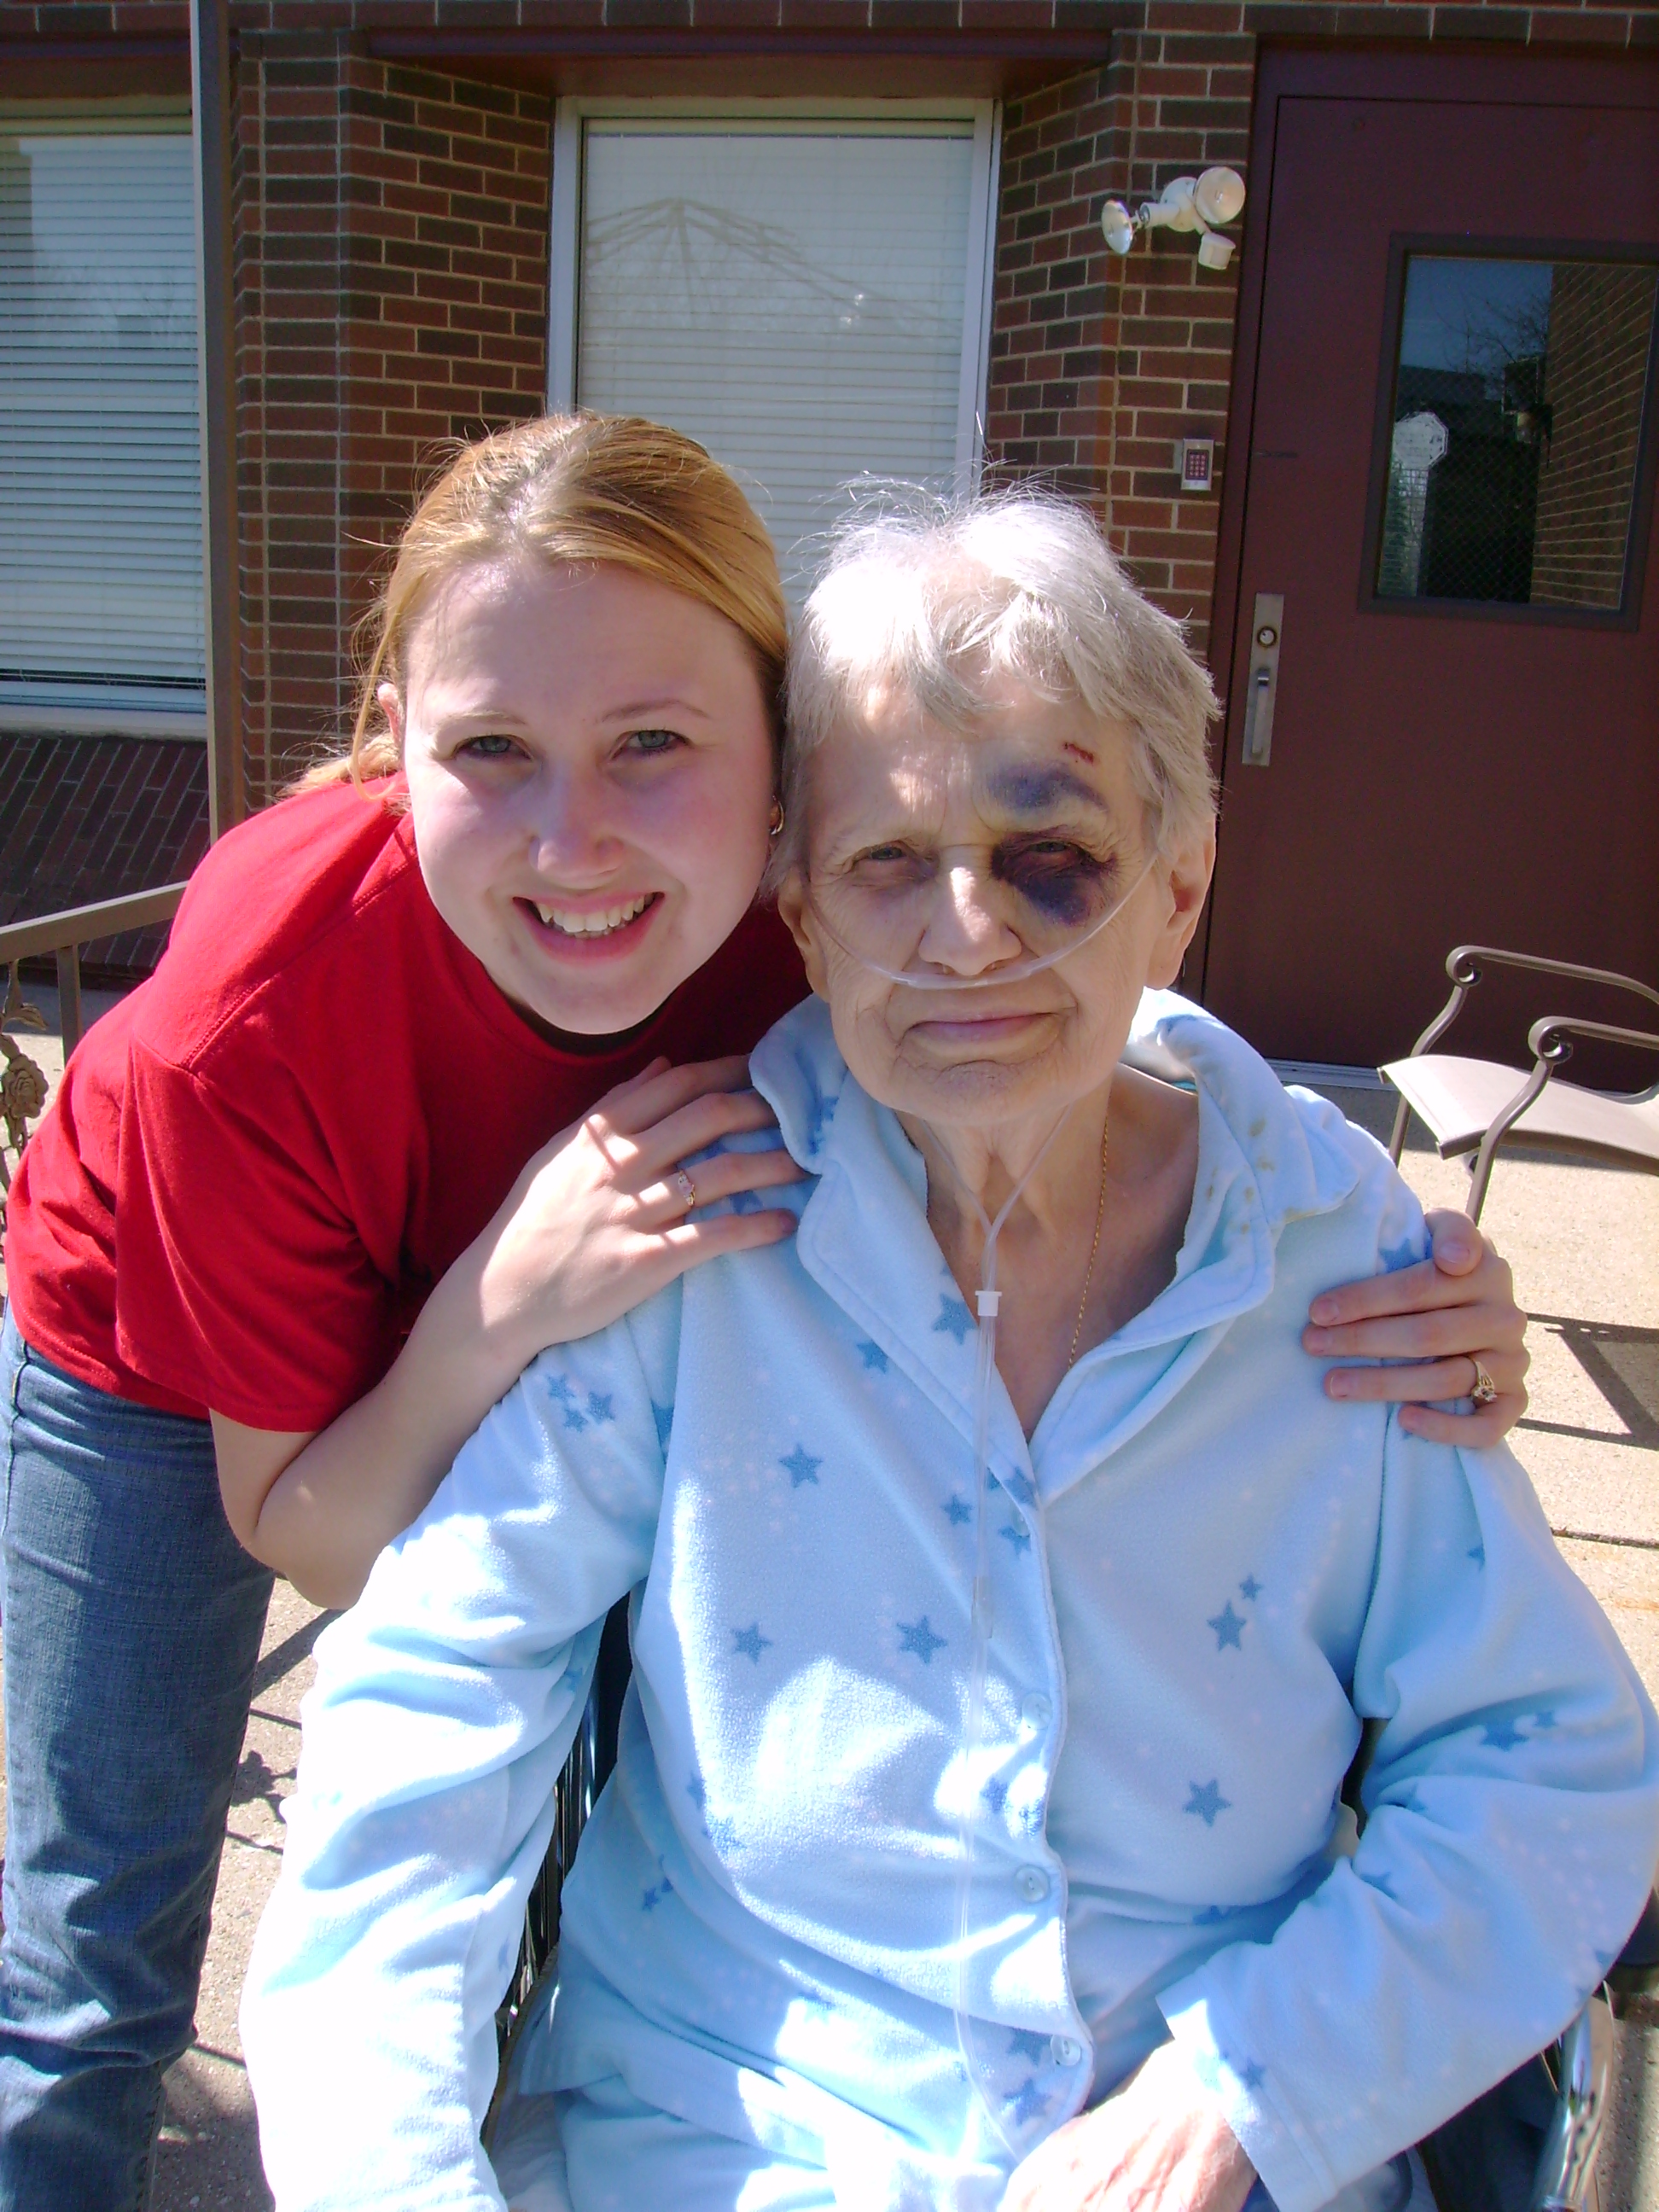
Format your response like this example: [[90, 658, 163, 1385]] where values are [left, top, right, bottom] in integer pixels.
[[0, 114, 204, 727], [574, 121, 982, 597]]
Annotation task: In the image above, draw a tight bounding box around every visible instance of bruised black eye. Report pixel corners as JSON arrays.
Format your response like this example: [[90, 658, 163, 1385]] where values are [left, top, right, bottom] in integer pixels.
[[992, 837, 1114, 927]]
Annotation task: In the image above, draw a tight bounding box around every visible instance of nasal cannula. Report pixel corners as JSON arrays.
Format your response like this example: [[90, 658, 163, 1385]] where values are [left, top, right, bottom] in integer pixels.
[[805, 851, 1158, 2145]]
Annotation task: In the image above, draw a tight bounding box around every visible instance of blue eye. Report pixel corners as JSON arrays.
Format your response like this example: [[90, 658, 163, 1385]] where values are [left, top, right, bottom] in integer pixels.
[[627, 729, 684, 756], [458, 734, 521, 760]]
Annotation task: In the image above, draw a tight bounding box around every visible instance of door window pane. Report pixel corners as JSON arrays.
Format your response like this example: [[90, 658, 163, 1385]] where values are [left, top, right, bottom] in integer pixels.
[[575, 120, 981, 598], [0, 114, 204, 722], [1376, 253, 1657, 613]]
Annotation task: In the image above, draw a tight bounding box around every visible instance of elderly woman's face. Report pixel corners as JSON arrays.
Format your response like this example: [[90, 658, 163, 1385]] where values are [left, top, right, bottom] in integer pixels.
[[780, 672, 1214, 1130]]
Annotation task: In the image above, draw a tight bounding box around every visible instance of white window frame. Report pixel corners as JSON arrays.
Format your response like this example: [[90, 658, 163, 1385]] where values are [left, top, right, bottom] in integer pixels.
[[0, 96, 205, 739], [547, 96, 1002, 489]]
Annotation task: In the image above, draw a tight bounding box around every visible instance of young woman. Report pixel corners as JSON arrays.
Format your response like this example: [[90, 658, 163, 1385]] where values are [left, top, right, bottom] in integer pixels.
[[0, 416, 1528, 2212]]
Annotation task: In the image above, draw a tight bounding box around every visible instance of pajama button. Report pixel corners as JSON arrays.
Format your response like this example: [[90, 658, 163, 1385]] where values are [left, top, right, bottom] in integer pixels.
[[1051, 2037, 1082, 2068], [1015, 1865, 1050, 1903], [1021, 1693, 1051, 1729]]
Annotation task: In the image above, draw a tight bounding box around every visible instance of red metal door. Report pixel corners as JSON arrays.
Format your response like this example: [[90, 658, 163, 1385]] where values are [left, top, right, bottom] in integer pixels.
[[1202, 56, 1659, 1068]]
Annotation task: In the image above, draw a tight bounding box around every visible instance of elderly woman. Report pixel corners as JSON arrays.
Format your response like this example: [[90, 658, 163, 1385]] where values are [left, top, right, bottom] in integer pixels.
[[242, 497, 1659, 2212]]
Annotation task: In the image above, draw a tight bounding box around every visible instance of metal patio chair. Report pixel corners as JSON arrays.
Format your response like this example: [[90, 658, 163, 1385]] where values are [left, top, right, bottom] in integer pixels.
[[486, 1610, 1657, 2212], [1381, 947, 1659, 1225]]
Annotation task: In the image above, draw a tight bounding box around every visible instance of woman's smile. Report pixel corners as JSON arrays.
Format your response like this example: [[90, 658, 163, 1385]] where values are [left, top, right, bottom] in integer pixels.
[[515, 889, 666, 959]]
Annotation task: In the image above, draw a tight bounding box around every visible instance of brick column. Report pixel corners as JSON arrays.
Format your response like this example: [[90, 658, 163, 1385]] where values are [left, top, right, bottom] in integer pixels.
[[987, 23, 1254, 665], [233, 37, 551, 803]]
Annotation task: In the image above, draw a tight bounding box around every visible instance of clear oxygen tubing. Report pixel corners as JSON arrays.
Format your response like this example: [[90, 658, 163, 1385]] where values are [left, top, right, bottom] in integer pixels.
[[944, 1102, 1078, 2154], [806, 852, 1156, 994], [800, 839, 1147, 2143]]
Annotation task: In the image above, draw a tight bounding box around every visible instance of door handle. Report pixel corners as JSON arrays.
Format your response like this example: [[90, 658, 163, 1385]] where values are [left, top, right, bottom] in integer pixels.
[[1242, 593, 1284, 767]]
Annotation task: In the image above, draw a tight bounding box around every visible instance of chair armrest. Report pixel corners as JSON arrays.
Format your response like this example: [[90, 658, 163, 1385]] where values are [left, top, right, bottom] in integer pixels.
[[1528, 1015, 1659, 1086], [1404, 949, 1659, 1064]]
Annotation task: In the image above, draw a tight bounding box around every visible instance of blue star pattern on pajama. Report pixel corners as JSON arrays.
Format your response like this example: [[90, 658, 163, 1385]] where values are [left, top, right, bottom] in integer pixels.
[[932, 1294, 975, 1345], [780, 1447, 823, 1489], [1185, 1779, 1232, 1827], [898, 1617, 946, 1665], [1008, 2077, 1051, 2127], [549, 1375, 616, 1432], [793, 1044, 840, 1164], [242, 991, 1659, 2212], [1208, 1602, 1247, 1651]]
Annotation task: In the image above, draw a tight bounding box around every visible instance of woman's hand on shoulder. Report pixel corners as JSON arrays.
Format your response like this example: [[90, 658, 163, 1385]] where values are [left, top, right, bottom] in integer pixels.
[[1301, 1210, 1529, 1446], [474, 1055, 806, 1373], [1001, 2042, 1255, 2212]]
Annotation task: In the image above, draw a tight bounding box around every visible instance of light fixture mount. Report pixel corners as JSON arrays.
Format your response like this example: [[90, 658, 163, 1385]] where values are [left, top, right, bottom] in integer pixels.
[[1101, 167, 1246, 270]]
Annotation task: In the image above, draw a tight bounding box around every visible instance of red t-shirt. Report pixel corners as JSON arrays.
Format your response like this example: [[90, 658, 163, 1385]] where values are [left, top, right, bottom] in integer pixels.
[[3, 779, 807, 1428]]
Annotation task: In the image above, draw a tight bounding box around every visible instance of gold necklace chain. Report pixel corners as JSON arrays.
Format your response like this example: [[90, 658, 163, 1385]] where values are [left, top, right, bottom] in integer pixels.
[[1067, 1112, 1110, 1371]]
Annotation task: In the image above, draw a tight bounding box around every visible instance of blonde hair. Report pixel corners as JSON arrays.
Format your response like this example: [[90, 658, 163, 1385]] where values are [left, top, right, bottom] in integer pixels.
[[776, 490, 1217, 882], [303, 413, 788, 790]]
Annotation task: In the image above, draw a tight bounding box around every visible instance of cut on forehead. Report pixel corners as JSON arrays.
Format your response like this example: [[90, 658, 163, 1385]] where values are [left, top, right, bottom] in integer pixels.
[[771, 489, 1218, 888]]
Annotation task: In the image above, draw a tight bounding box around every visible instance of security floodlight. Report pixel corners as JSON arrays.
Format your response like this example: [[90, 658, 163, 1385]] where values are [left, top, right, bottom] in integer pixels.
[[1194, 167, 1246, 227], [1101, 200, 1137, 256], [1100, 166, 1246, 268], [1141, 177, 1202, 234]]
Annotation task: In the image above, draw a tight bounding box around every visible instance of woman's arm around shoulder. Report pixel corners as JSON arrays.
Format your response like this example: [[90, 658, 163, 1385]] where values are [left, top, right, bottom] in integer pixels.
[[240, 1302, 677, 2212], [215, 1056, 800, 1609]]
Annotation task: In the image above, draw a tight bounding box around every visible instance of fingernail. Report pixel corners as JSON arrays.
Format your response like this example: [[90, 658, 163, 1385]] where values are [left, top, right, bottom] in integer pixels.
[[1326, 1371, 1352, 1398], [1310, 1295, 1339, 1324]]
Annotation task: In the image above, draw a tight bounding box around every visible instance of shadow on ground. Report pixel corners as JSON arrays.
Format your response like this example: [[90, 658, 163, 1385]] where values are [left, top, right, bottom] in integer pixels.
[[153, 2046, 271, 2212]]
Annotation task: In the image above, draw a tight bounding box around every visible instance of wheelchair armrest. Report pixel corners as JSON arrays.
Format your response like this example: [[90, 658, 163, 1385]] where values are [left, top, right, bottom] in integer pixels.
[[1606, 1888, 1659, 2000]]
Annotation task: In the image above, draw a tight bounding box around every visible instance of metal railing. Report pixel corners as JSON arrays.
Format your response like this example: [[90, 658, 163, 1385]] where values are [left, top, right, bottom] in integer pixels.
[[0, 885, 188, 1213]]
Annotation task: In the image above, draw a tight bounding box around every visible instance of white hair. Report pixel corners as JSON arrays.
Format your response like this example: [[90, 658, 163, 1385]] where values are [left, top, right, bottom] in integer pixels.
[[773, 490, 1218, 884]]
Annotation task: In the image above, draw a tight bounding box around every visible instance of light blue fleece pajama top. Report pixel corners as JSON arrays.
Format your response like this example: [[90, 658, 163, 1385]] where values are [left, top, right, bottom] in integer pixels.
[[242, 991, 1659, 2212]]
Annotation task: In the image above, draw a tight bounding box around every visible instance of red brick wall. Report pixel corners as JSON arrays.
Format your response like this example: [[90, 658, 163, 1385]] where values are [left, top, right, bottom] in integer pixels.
[[987, 38, 1248, 664], [1528, 260, 1657, 608], [234, 40, 552, 801], [0, 736, 208, 971]]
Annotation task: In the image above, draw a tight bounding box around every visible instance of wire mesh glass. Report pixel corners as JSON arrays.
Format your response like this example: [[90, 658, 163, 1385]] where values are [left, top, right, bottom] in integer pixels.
[[1376, 254, 1658, 614]]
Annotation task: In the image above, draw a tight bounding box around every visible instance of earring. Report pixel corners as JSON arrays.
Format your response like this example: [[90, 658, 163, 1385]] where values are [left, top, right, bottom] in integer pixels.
[[768, 800, 785, 840]]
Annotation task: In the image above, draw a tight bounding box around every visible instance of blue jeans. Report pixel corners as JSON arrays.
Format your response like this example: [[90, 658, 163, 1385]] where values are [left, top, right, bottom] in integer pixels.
[[0, 1309, 273, 2210]]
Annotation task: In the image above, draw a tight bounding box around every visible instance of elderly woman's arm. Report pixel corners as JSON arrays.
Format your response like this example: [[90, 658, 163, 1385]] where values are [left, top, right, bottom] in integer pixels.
[[240, 1310, 673, 2212], [1023, 1418, 1659, 2212]]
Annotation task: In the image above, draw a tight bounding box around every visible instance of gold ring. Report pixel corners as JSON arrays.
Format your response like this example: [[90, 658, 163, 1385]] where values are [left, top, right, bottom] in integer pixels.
[[673, 1167, 697, 1208], [1469, 1358, 1499, 1406]]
